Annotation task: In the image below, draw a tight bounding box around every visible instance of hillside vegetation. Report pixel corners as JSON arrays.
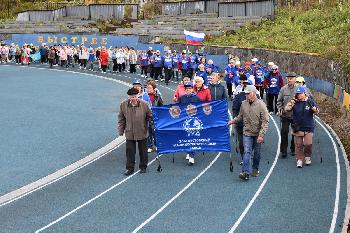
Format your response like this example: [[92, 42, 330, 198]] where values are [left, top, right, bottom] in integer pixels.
[[205, 2, 350, 74]]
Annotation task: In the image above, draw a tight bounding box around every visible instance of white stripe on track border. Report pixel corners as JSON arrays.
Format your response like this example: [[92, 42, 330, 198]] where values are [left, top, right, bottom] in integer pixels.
[[34, 155, 162, 233], [132, 153, 222, 233], [315, 117, 350, 233], [228, 114, 281, 233], [0, 65, 132, 207], [314, 117, 341, 233]]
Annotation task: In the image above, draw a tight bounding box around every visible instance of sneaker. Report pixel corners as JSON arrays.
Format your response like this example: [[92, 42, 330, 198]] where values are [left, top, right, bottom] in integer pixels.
[[147, 148, 153, 153], [297, 159, 303, 168], [239, 161, 243, 165], [185, 154, 190, 160], [188, 157, 194, 166], [305, 157, 312, 166], [251, 169, 260, 177], [239, 172, 249, 181], [280, 152, 287, 158], [160, 78, 165, 82]]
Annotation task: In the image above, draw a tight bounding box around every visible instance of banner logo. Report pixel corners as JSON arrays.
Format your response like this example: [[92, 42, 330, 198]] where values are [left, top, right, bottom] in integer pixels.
[[202, 103, 212, 116], [186, 104, 197, 116], [183, 117, 203, 137], [169, 106, 181, 118]]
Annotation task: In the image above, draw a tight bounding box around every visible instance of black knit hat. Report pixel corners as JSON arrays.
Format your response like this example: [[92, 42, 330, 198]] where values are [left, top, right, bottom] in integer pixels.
[[127, 87, 139, 95]]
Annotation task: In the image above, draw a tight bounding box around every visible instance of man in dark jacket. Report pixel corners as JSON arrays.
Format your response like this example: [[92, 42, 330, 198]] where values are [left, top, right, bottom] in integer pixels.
[[179, 82, 201, 165], [208, 72, 227, 100], [232, 79, 249, 163], [118, 87, 152, 175]]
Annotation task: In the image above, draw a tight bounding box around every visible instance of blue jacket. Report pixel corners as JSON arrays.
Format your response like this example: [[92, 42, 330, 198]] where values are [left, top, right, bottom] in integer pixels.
[[179, 56, 190, 70], [163, 56, 173, 68], [232, 92, 245, 128], [224, 65, 236, 84], [265, 72, 283, 95], [292, 98, 317, 132], [139, 92, 152, 107], [179, 93, 201, 103], [39, 47, 48, 56], [140, 54, 149, 66], [152, 55, 163, 68], [196, 70, 209, 86]]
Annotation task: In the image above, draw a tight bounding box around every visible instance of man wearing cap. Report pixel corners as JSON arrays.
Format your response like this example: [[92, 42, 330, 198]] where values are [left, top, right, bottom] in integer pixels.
[[277, 72, 297, 158], [228, 85, 269, 181], [151, 50, 163, 81], [118, 87, 152, 175], [163, 50, 173, 85], [179, 82, 201, 165], [224, 60, 237, 100]]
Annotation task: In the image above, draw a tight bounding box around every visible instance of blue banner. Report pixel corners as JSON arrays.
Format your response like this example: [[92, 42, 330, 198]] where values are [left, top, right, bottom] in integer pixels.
[[152, 100, 230, 154]]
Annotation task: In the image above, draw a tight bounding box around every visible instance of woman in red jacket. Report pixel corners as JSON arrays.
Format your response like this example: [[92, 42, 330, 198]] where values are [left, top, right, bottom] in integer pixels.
[[100, 46, 109, 73], [193, 76, 211, 102]]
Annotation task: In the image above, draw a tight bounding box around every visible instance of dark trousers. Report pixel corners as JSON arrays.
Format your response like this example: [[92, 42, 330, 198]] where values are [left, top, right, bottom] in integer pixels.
[[267, 93, 278, 113], [117, 63, 123, 72], [227, 83, 233, 98], [113, 59, 118, 72], [164, 67, 172, 83], [154, 67, 162, 80], [256, 86, 264, 99], [236, 126, 244, 158], [126, 139, 148, 170], [141, 65, 148, 76], [15, 55, 21, 64], [280, 117, 295, 154], [130, 64, 136, 73]]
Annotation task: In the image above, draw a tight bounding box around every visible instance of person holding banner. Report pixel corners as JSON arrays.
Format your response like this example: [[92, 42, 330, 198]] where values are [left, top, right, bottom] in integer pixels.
[[179, 82, 201, 165], [173, 75, 191, 102], [118, 87, 152, 175], [228, 85, 269, 181]]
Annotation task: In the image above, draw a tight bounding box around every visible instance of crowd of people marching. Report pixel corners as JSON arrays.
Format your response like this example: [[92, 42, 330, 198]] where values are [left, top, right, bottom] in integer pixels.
[[0, 41, 319, 181]]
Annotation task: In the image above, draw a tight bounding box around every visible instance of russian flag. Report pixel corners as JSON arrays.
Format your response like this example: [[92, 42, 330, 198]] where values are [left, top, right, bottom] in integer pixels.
[[184, 30, 205, 45]]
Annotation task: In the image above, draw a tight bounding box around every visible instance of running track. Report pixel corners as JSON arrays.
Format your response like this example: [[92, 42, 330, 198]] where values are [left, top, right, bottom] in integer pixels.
[[0, 64, 348, 233]]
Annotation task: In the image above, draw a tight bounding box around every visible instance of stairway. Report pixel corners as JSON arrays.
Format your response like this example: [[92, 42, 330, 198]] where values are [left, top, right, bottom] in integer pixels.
[[112, 13, 263, 39]]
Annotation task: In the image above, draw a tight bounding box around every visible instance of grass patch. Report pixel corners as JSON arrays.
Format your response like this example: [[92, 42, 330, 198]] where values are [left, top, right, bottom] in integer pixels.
[[205, 2, 350, 74]]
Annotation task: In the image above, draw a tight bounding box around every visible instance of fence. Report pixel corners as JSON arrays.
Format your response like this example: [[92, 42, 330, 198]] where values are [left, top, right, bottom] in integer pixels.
[[218, 0, 274, 17], [162, 0, 274, 18], [162, 0, 218, 15], [16, 4, 139, 22]]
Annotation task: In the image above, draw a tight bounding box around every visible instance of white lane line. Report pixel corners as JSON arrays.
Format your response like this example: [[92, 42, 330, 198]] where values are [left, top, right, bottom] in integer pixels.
[[315, 118, 340, 233], [35, 155, 162, 233], [0, 66, 131, 207], [316, 118, 349, 233], [132, 153, 222, 233], [0, 137, 125, 207], [228, 114, 281, 233]]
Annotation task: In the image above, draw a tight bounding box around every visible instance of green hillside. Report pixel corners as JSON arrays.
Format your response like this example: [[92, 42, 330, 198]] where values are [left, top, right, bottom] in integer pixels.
[[205, 2, 350, 73]]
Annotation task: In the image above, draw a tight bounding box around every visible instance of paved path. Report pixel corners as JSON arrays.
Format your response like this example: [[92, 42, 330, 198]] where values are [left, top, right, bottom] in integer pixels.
[[0, 63, 348, 233]]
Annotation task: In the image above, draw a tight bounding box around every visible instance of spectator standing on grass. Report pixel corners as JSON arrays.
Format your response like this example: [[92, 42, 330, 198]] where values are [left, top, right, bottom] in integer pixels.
[[285, 86, 319, 168], [118, 87, 152, 176], [228, 85, 269, 181], [277, 72, 297, 158]]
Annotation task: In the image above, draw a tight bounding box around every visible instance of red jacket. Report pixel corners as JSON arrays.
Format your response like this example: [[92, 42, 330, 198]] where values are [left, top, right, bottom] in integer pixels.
[[194, 85, 212, 102], [100, 50, 109, 66]]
